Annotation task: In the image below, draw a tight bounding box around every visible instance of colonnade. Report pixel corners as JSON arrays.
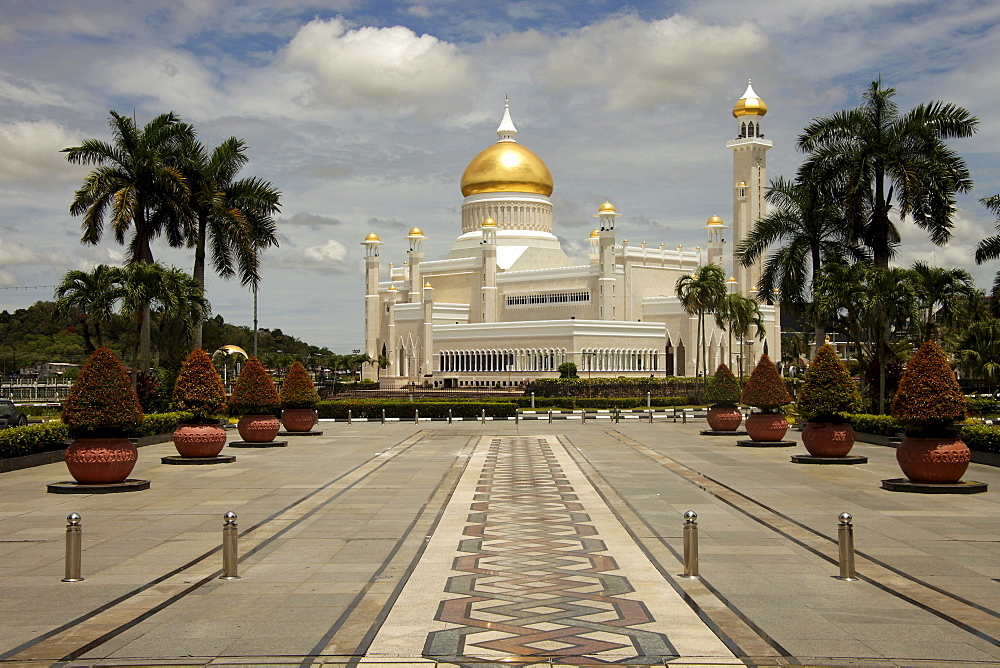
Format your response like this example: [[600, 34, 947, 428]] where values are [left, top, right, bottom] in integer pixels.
[[439, 348, 566, 373], [578, 348, 660, 373]]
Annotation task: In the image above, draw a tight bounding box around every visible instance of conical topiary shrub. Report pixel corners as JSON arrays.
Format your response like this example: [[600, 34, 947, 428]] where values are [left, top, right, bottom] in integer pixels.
[[61, 347, 144, 483], [280, 361, 320, 432], [170, 348, 228, 457], [890, 341, 969, 484], [230, 357, 281, 443], [704, 363, 743, 432], [740, 354, 792, 442], [797, 344, 862, 457]]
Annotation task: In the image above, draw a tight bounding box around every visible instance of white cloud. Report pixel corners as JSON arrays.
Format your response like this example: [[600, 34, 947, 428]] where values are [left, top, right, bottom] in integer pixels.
[[99, 47, 222, 116], [536, 14, 770, 111], [0, 71, 73, 109], [0, 120, 80, 186], [0, 236, 72, 268], [280, 212, 343, 229], [269, 238, 354, 274], [282, 18, 472, 108]]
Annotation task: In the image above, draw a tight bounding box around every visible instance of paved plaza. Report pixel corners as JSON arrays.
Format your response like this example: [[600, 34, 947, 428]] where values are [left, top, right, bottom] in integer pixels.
[[1, 419, 999, 666]]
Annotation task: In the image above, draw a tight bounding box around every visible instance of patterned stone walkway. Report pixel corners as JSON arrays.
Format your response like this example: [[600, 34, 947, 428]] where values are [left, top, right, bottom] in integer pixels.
[[366, 435, 736, 664]]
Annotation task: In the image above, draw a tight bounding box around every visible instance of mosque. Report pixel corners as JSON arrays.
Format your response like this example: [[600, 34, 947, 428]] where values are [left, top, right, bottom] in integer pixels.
[[361, 81, 780, 386]]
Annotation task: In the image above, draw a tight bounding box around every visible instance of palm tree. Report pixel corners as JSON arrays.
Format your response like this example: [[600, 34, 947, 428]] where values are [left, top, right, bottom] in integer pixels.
[[63, 111, 196, 372], [676, 264, 727, 380], [736, 175, 867, 352], [958, 319, 1000, 394], [974, 195, 1000, 270], [797, 78, 978, 269], [909, 261, 977, 343], [181, 137, 281, 349], [714, 292, 765, 376], [53, 265, 122, 352]]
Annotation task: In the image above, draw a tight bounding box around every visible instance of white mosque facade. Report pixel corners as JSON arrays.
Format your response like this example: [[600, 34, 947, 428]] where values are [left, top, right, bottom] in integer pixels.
[[362, 82, 780, 386]]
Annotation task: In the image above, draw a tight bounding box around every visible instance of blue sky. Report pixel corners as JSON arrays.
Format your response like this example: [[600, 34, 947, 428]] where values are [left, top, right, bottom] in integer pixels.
[[1, 0, 999, 350]]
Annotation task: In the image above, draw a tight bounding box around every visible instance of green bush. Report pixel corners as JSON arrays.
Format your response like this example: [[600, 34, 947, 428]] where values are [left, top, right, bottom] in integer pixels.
[[797, 345, 861, 422], [741, 354, 792, 413], [18, 405, 61, 417], [965, 397, 1000, 415], [527, 377, 700, 398], [281, 361, 321, 408], [229, 357, 280, 415], [172, 348, 227, 421], [704, 364, 741, 408], [62, 347, 143, 438], [0, 422, 70, 459], [960, 424, 1000, 454], [131, 412, 193, 438], [846, 413, 903, 437], [558, 362, 578, 378], [316, 400, 516, 419], [514, 396, 693, 409], [891, 340, 965, 437]]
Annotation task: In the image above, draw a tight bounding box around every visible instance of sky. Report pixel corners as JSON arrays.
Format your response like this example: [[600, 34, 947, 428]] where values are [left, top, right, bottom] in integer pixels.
[[1, 0, 999, 351]]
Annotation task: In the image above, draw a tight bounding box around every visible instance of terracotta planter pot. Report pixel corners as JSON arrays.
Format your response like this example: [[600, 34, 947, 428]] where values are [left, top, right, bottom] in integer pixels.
[[172, 422, 227, 458], [281, 408, 318, 432], [802, 422, 855, 457], [64, 437, 138, 484], [896, 434, 970, 484], [745, 412, 788, 442], [707, 407, 742, 431], [237, 414, 280, 442]]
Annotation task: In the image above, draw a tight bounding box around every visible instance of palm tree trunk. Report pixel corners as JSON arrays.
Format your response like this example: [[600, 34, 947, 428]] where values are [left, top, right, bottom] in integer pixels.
[[192, 215, 207, 350]]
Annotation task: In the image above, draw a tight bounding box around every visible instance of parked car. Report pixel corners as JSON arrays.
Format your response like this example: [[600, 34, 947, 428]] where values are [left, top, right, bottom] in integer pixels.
[[0, 400, 28, 427]]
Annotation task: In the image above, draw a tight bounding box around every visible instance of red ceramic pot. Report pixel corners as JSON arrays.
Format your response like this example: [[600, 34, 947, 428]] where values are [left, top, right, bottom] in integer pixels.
[[896, 434, 970, 484], [802, 422, 855, 457], [745, 412, 789, 442], [172, 422, 227, 457], [707, 407, 743, 431], [64, 437, 138, 484], [281, 408, 317, 432], [237, 414, 280, 442]]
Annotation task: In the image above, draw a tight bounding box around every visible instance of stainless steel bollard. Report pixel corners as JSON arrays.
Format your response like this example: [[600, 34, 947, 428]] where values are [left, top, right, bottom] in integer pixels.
[[448, 408, 452, 424], [581, 409, 586, 424], [415, 408, 419, 423], [515, 410, 519, 424], [673, 407, 677, 422], [347, 409, 352, 425], [682, 410, 687, 424], [481, 408, 486, 424], [615, 408, 620, 424], [548, 410, 552, 423], [62, 513, 83, 582], [680, 510, 699, 579], [649, 408, 654, 424], [836, 512, 858, 581], [382, 408, 386, 425], [647, 391, 651, 407], [531, 392, 535, 408], [220, 511, 240, 580]]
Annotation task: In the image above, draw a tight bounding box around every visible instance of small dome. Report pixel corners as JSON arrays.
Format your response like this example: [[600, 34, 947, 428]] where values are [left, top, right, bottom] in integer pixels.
[[706, 215, 724, 226], [598, 201, 617, 214], [481, 217, 497, 227], [215, 344, 248, 359], [737, 180, 747, 187], [727, 276, 737, 283], [388, 284, 397, 292], [733, 80, 767, 118], [424, 281, 433, 288], [408, 227, 424, 237], [590, 229, 600, 238], [364, 232, 380, 242]]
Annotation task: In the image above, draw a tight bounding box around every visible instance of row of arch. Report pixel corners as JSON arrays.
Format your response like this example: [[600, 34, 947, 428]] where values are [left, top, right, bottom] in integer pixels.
[[579, 348, 660, 372], [739, 121, 763, 138], [439, 348, 567, 373], [461, 201, 553, 233]]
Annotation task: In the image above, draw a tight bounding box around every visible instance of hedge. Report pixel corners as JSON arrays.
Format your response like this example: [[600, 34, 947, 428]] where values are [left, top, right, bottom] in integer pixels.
[[515, 396, 694, 409], [131, 412, 193, 438], [316, 400, 517, 419], [966, 397, 1000, 416], [0, 422, 70, 459], [959, 424, 1000, 454], [846, 413, 903, 437], [527, 377, 702, 398]]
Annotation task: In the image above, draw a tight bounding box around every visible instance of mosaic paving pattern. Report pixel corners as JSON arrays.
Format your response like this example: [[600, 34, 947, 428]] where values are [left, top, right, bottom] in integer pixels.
[[424, 436, 675, 664]]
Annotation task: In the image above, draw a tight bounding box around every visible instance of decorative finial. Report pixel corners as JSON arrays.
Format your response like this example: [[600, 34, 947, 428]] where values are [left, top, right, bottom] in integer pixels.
[[497, 97, 517, 143]]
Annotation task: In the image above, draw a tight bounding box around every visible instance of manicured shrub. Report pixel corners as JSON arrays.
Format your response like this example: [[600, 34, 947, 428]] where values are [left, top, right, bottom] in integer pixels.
[[891, 340, 965, 437], [797, 344, 861, 422], [846, 413, 903, 437], [131, 412, 194, 438], [740, 354, 791, 413], [281, 361, 320, 409], [959, 424, 1000, 454], [704, 364, 741, 408], [965, 397, 1000, 416], [171, 348, 227, 422], [61, 347, 143, 438], [229, 357, 280, 415], [558, 362, 578, 378], [0, 422, 70, 459]]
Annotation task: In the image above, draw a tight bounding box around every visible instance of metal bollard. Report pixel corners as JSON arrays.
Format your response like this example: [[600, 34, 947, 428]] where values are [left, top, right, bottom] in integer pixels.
[[673, 407, 677, 422], [448, 408, 452, 424], [680, 510, 700, 579], [62, 513, 83, 582], [347, 409, 352, 425], [682, 410, 687, 424], [548, 410, 552, 424], [615, 408, 620, 424], [531, 392, 535, 408], [515, 410, 519, 424], [647, 391, 651, 407], [481, 408, 486, 424], [836, 513, 858, 581], [220, 512, 240, 580], [415, 408, 419, 423], [581, 409, 586, 424], [382, 408, 386, 425], [649, 408, 654, 424]]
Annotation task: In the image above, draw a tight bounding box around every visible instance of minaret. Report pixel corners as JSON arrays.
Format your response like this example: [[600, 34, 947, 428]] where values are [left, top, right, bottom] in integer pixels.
[[594, 201, 620, 320], [361, 232, 383, 380], [704, 215, 727, 267], [406, 227, 426, 303], [386, 284, 397, 377], [727, 80, 771, 297], [480, 218, 498, 323], [421, 282, 434, 377]]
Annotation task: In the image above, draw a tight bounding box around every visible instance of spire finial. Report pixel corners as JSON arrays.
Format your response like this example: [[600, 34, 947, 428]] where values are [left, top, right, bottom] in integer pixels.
[[497, 96, 517, 143]]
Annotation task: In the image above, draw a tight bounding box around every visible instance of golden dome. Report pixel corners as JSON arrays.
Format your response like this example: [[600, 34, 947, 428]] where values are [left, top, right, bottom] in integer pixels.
[[424, 281, 433, 288], [598, 201, 617, 214], [388, 284, 397, 292], [737, 180, 747, 187], [481, 217, 497, 227], [733, 80, 767, 118], [590, 229, 600, 238], [408, 226, 424, 237], [460, 142, 553, 197], [706, 215, 724, 226], [364, 232, 380, 242], [215, 344, 248, 359]]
